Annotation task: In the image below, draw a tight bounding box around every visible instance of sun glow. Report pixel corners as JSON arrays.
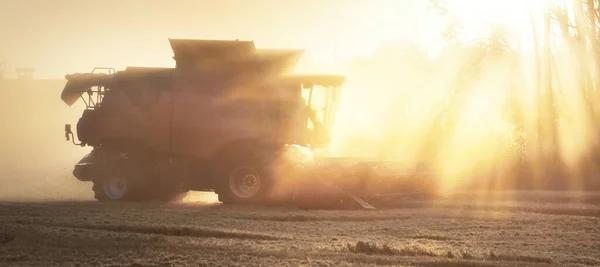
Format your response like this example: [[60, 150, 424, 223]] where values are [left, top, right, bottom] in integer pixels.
[[441, 0, 549, 42], [319, 0, 596, 192]]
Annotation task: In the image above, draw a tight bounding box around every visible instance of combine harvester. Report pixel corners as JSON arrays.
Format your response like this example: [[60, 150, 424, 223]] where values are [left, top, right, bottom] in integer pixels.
[[61, 39, 437, 209]]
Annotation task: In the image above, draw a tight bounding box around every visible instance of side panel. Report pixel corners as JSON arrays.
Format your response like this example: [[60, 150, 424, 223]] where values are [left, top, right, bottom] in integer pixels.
[[79, 77, 305, 159], [171, 86, 273, 158], [83, 88, 174, 154]]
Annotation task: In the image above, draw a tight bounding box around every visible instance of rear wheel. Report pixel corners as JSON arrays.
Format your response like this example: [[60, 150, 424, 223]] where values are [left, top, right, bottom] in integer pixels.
[[92, 164, 141, 201]]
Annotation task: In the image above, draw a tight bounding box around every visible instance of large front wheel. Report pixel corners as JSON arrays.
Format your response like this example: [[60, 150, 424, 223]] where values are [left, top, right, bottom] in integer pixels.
[[229, 166, 262, 199], [217, 157, 273, 205]]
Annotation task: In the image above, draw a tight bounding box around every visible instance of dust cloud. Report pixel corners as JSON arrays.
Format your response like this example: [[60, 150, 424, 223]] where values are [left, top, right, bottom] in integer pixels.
[[0, 80, 94, 201]]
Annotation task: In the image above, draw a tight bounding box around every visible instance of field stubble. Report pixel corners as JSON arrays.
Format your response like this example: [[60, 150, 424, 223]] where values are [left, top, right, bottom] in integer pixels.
[[0, 191, 599, 267]]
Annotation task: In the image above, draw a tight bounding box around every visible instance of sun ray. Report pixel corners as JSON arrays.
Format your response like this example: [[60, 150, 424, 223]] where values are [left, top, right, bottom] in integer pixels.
[[323, 0, 600, 192]]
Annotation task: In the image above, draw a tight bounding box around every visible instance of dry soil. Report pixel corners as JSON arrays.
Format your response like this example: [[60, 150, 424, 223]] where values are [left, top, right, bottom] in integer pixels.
[[1, 191, 599, 267]]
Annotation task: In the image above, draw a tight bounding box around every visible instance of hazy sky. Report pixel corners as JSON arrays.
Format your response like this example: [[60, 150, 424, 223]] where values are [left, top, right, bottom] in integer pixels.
[[0, 0, 430, 78]]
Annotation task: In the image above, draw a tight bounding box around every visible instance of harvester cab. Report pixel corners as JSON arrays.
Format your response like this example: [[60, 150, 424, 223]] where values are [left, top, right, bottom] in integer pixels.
[[280, 74, 345, 150]]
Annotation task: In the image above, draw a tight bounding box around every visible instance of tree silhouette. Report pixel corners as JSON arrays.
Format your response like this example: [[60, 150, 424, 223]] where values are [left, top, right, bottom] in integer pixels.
[[425, 0, 600, 189]]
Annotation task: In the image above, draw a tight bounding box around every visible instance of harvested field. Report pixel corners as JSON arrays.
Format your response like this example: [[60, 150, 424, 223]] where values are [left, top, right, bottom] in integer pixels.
[[1, 191, 599, 266]]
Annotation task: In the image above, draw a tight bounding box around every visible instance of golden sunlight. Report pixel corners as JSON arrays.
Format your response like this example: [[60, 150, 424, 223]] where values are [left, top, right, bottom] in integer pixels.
[[427, 0, 561, 53], [325, 0, 596, 192]]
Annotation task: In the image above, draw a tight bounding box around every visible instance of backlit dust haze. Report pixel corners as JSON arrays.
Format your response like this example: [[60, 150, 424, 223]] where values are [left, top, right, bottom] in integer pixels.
[[1, 0, 600, 202]]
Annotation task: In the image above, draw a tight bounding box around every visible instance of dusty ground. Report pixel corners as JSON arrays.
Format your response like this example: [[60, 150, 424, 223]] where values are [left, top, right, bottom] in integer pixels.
[[1, 191, 599, 267]]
